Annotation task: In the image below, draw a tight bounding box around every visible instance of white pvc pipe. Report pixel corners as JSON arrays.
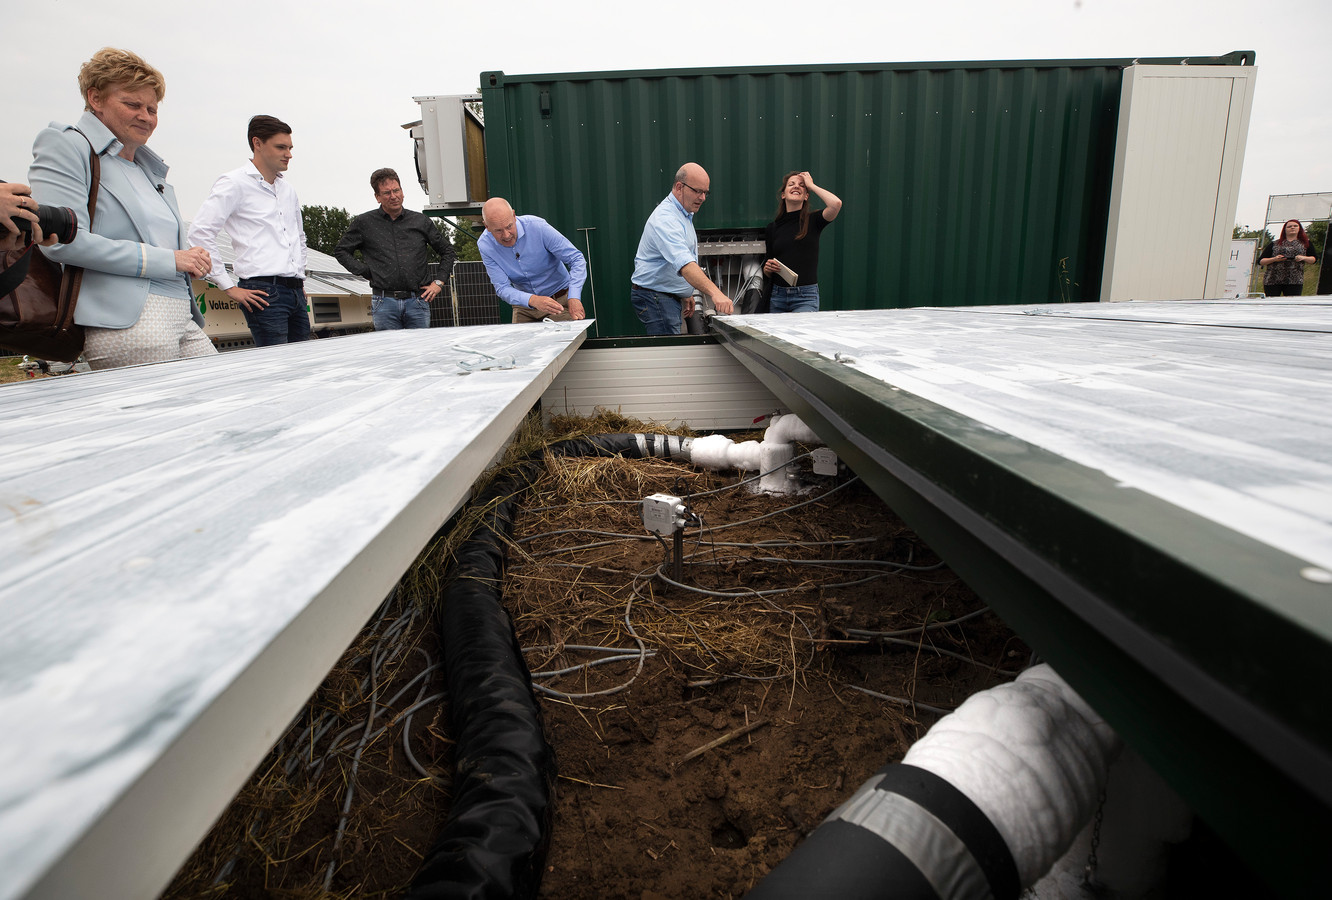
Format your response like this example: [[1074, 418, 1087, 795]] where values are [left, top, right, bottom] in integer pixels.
[[686, 415, 823, 495], [765, 413, 820, 445], [688, 434, 762, 472], [759, 442, 795, 493]]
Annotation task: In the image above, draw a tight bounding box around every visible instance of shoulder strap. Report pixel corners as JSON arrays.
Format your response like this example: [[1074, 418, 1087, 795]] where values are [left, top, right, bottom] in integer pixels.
[[0, 241, 36, 296], [0, 130, 101, 298], [52, 128, 100, 315], [72, 128, 100, 227]]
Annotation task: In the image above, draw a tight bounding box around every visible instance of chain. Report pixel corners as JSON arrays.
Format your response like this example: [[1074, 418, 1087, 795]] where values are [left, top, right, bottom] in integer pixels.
[[1083, 787, 1108, 889]]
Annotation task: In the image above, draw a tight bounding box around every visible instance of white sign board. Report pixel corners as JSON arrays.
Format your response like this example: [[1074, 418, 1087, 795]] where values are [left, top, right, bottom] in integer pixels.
[[1226, 239, 1257, 298], [1265, 192, 1332, 226]]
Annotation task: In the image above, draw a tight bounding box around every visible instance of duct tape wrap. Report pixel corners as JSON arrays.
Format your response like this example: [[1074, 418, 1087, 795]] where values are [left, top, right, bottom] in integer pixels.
[[630, 432, 693, 460], [745, 764, 1019, 900]]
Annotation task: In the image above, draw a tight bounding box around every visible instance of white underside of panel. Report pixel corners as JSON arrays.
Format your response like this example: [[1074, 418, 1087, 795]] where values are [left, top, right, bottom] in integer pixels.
[[0, 322, 590, 900]]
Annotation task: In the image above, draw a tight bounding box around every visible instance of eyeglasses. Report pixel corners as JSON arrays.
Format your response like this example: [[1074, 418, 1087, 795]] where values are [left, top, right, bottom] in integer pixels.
[[679, 182, 711, 199]]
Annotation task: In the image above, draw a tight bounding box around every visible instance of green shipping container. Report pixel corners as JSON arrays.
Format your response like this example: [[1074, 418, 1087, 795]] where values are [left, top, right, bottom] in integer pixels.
[[479, 52, 1252, 337]]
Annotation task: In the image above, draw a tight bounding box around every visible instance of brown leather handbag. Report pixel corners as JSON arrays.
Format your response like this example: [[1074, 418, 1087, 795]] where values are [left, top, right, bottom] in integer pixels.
[[0, 133, 99, 363]]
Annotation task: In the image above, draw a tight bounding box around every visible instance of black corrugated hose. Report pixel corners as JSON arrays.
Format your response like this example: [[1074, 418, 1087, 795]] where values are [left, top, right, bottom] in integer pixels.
[[404, 434, 687, 900]]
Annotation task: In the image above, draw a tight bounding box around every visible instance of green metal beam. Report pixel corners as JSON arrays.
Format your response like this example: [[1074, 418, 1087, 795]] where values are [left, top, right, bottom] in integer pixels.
[[713, 317, 1329, 898]]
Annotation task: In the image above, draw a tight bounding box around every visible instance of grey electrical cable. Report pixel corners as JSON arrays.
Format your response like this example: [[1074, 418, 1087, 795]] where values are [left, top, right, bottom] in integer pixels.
[[696, 476, 862, 532], [841, 683, 954, 716], [323, 648, 380, 890], [529, 588, 652, 700], [853, 634, 1023, 676], [844, 607, 993, 639], [530, 651, 659, 679]]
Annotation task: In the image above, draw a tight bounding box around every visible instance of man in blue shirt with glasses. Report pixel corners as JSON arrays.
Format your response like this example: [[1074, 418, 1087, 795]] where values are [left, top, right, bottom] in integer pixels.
[[630, 162, 734, 335], [478, 198, 587, 323]]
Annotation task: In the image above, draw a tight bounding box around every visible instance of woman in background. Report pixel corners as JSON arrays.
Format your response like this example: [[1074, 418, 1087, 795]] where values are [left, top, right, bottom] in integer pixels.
[[29, 47, 215, 369], [1258, 220, 1317, 297], [763, 171, 842, 313]]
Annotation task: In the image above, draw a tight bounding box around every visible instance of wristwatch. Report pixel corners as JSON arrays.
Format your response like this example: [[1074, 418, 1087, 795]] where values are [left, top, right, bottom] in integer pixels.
[[432, 279, 444, 287]]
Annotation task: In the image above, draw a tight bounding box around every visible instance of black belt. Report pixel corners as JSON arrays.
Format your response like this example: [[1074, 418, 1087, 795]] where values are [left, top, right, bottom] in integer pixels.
[[244, 275, 304, 289], [374, 290, 419, 299]]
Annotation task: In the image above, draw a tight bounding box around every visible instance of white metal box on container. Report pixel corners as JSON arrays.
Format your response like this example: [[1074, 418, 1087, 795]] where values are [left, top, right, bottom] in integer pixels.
[[407, 94, 487, 211], [1100, 62, 1257, 301]]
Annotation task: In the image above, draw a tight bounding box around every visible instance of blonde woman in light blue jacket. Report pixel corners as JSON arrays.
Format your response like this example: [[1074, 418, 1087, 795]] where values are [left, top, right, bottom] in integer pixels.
[[29, 48, 216, 370]]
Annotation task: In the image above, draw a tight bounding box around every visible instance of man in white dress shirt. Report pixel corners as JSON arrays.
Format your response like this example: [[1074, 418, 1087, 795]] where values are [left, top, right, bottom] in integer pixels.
[[188, 115, 309, 345]]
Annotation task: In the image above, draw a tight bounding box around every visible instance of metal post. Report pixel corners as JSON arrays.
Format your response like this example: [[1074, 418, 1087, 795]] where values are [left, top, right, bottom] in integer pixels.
[[578, 226, 598, 337]]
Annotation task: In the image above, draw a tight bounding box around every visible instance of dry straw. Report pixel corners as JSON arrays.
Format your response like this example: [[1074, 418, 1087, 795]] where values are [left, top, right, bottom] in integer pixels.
[[164, 410, 991, 898]]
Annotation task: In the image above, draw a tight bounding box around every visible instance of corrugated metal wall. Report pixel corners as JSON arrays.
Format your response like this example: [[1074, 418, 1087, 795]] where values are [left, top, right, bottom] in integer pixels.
[[481, 55, 1249, 337], [540, 340, 780, 431]]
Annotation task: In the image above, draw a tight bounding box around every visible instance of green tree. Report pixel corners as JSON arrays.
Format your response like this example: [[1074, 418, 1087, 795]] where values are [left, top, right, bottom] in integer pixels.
[[1304, 220, 1327, 295], [1233, 224, 1273, 244], [448, 217, 482, 263], [302, 205, 353, 256], [422, 216, 481, 263], [1307, 220, 1328, 258]]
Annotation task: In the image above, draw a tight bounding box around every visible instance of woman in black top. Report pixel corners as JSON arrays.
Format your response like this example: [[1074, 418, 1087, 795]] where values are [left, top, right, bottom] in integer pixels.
[[763, 171, 842, 312], [1259, 219, 1317, 296]]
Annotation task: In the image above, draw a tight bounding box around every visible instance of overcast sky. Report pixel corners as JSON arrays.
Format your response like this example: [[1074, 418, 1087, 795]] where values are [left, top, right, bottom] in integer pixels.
[[5, 0, 1328, 235]]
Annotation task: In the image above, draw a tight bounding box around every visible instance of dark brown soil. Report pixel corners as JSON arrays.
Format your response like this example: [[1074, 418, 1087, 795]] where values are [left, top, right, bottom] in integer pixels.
[[163, 431, 1025, 900]]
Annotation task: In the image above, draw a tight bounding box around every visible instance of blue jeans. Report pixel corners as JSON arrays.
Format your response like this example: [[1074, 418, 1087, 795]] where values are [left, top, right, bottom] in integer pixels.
[[770, 283, 820, 313], [372, 295, 432, 330], [238, 279, 311, 346], [630, 286, 687, 335]]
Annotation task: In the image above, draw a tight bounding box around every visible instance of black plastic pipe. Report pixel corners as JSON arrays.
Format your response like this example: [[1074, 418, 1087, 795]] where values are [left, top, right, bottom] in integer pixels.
[[404, 434, 679, 900]]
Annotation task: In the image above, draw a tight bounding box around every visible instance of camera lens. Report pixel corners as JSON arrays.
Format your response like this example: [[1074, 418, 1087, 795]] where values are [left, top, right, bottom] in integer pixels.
[[11, 204, 78, 244]]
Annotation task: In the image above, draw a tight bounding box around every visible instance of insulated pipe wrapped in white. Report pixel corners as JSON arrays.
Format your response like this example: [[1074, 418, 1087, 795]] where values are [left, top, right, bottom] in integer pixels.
[[765, 413, 820, 445], [759, 442, 795, 493], [902, 664, 1121, 887], [687, 415, 823, 494], [688, 434, 763, 472], [1028, 747, 1192, 898], [746, 665, 1120, 899]]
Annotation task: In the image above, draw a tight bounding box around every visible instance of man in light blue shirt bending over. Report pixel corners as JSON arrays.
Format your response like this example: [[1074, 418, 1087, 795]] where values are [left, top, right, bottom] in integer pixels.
[[630, 161, 734, 335], [478, 198, 587, 323]]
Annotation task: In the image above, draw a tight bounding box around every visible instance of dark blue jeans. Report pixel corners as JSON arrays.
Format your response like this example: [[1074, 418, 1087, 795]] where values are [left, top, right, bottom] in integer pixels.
[[238, 279, 311, 346], [770, 283, 820, 313], [372, 295, 432, 330], [630, 286, 687, 335]]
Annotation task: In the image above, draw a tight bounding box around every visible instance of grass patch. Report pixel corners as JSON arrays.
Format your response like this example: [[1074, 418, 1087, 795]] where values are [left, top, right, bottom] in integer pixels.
[[0, 356, 36, 385]]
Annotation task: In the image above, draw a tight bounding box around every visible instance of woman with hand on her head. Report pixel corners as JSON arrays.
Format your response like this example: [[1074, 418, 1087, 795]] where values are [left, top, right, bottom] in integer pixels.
[[28, 47, 216, 369], [1258, 219, 1318, 297], [763, 171, 842, 313]]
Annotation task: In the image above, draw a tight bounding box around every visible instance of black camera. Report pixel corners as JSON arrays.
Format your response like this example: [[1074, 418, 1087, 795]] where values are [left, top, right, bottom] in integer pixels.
[[12, 203, 78, 244]]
